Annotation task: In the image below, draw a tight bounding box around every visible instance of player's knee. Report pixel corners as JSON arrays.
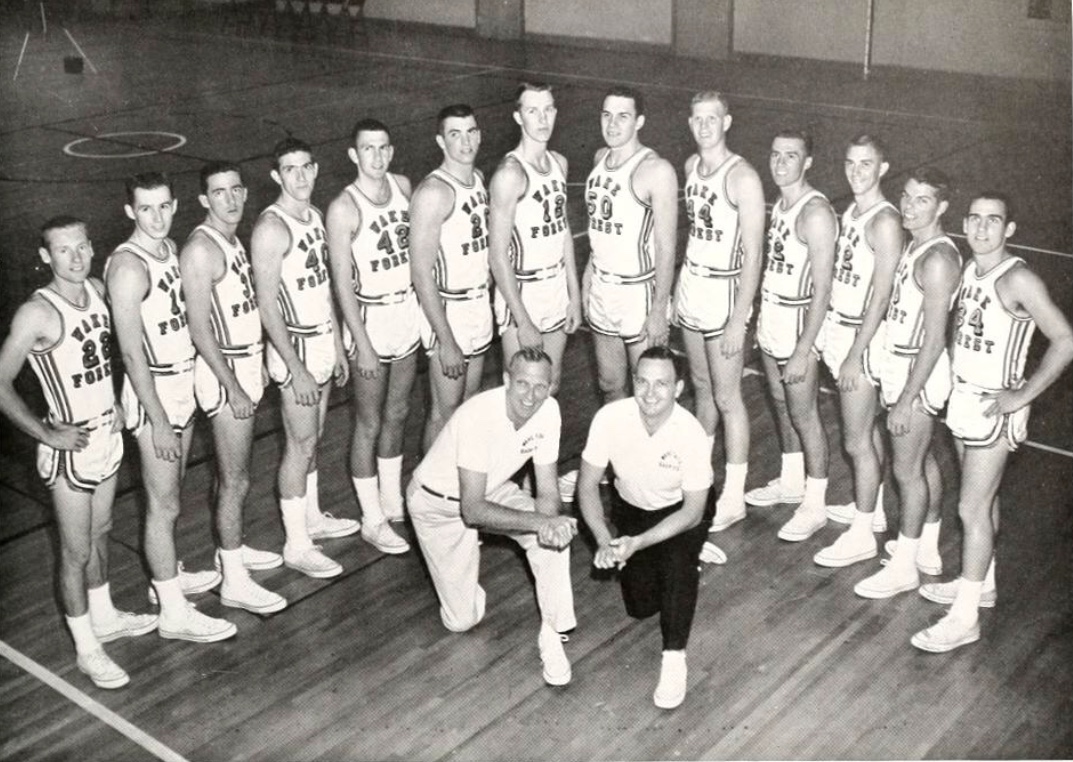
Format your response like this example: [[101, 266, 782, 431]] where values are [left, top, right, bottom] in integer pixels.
[[712, 385, 743, 416], [218, 466, 250, 499], [59, 539, 92, 570]]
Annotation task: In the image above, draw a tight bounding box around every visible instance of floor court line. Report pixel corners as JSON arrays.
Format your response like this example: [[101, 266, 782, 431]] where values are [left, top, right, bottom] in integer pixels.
[[0, 640, 191, 762]]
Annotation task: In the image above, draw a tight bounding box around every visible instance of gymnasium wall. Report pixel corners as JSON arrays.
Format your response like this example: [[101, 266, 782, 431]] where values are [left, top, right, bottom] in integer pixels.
[[140, 0, 1068, 81], [733, 0, 1070, 80]]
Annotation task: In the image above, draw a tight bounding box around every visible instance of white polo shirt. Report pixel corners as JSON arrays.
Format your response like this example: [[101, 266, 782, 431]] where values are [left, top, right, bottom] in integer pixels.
[[582, 398, 713, 510], [414, 386, 561, 500]]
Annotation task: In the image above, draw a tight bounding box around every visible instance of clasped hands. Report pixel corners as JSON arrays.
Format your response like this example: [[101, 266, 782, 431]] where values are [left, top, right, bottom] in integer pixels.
[[537, 515, 578, 549]]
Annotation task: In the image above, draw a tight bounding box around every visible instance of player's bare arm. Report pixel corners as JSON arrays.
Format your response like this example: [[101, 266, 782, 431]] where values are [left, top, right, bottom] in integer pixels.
[[180, 232, 254, 418], [551, 152, 583, 333], [887, 244, 960, 435], [326, 188, 379, 380], [410, 175, 465, 379], [635, 153, 678, 346], [987, 265, 1073, 415], [723, 159, 766, 358], [784, 197, 836, 384], [0, 297, 89, 451], [107, 251, 181, 460], [251, 213, 321, 406], [839, 207, 903, 391], [488, 155, 541, 347]]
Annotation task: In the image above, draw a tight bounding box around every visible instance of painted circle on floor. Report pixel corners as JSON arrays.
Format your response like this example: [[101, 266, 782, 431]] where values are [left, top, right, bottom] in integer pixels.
[[62, 131, 188, 159]]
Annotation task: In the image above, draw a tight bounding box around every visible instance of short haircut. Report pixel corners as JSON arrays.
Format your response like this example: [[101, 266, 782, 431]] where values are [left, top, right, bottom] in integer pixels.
[[604, 86, 645, 117], [437, 104, 476, 134], [272, 137, 314, 172], [125, 171, 172, 206], [637, 344, 682, 380], [351, 118, 392, 145], [907, 166, 952, 203], [40, 215, 87, 250], [199, 160, 243, 195], [969, 190, 1016, 224], [773, 128, 813, 157], [690, 90, 730, 114], [508, 346, 553, 374], [848, 133, 888, 163], [514, 82, 554, 111]]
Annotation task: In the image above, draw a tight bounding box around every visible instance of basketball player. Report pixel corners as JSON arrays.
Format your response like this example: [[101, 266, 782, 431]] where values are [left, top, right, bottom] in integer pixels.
[[576, 346, 713, 709], [0, 217, 157, 689], [812, 135, 902, 568], [106, 173, 235, 642], [854, 168, 960, 599], [912, 193, 1072, 651], [584, 86, 678, 402], [748, 130, 837, 542], [489, 82, 581, 394], [251, 137, 354, 580], [675, 91, 765, 532], [326, 118, 414, 554], [406, 348, 577, 686], [180, 160, 287, 615], [411, 104, 492, 451]]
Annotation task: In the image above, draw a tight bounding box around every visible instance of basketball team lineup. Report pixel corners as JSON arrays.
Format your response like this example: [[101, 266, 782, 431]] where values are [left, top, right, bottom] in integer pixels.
[[1, 71, 1071, 726]]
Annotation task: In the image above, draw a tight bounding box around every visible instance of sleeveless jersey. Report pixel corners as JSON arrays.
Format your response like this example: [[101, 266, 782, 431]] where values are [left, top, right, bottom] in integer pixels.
[[194, 224, 261, 351], [763, 189, 827, 305], [29, 283, 115, 423], [830, 200, 898, 325], [683, 154, 744, 273], [430, 169, 490, 293], [952, 256, 1035, 391], [259, 203, 333, 330], [884, 235, 958, 354], [345, 174, 412, 299], [506, 151, 569, 273], [105, 239, 195, 369], [586, 147, 654, 277]]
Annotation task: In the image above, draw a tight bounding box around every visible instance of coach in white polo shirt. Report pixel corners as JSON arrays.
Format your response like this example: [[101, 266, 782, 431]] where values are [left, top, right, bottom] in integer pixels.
[[577, 345, 713, 709], [407, 347, 578, 686]]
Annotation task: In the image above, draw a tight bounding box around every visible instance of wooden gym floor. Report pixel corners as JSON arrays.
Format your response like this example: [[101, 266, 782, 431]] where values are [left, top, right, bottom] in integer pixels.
[[0, 10, 1071, 761]]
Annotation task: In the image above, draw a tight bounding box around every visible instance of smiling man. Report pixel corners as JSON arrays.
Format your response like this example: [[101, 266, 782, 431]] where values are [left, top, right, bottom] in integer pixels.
[[406, 347, 578, 687], [576, 345, 713, 709]]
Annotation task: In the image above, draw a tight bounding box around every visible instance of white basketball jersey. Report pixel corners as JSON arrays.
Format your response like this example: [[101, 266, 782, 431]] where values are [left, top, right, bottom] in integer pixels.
[[106, 239, 195, 368], [194, 224, 261, 349], [884, 235, 958, 354], [259, 203, 333, 329], [763, 189, 827, 304], [586, 147, 654, 277], [430, 169, 490, 292], [952, 256, 1035, 391], [830, 200, 898, 324], [345, 174, 412, 298], [683, 154, 744, 273], [506, 151, 569, 272], [29, 283, 116, 423]]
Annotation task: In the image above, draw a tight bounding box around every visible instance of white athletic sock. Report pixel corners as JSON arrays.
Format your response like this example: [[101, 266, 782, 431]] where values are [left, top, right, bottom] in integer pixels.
[[780, 452, 805, 492], [377, 455, 404, 503], [721, 462, 748, 499], [950, 577, 983, 624], [984, 557, 996, 590], [920, 519, 942, 557], [151, 576, 187, 620], [875, 482, 887, 514], [304, 471, 322, 523], [218, 547, 249, 586], [66, 613, 100, 655], [802, 476, 828, 510], [352, 476, 385, 526], [281, 496, 313, 551], [847, 507, 874, 539], [86, 582, 118, 625], [889, 533, 919, 571]]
